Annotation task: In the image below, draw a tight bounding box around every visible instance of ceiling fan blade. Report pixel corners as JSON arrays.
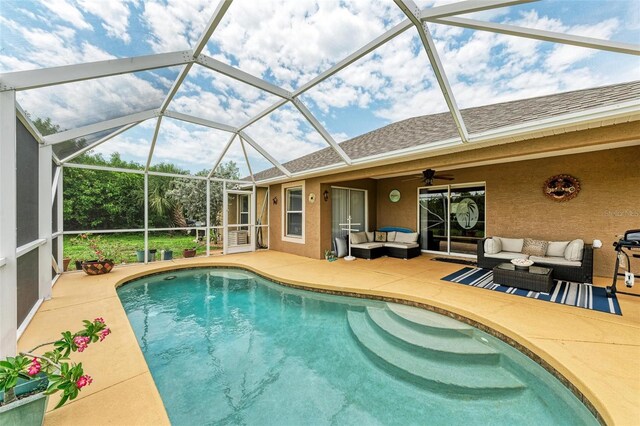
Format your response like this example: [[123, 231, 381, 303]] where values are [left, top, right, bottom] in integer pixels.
[[401, 176, 422, 182], [435, 176, 455, 181]]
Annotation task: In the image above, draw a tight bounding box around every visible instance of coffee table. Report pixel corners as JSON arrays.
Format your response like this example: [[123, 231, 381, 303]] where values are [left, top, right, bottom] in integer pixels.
[[493, 263, 554, 293]]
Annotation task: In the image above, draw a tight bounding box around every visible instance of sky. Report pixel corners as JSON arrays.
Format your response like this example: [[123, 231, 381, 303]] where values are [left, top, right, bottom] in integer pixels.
[[1, 0, 639, 175]]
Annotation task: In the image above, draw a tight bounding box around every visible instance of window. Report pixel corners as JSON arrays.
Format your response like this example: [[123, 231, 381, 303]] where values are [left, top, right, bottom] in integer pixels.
[[282, 182, 304, 243]]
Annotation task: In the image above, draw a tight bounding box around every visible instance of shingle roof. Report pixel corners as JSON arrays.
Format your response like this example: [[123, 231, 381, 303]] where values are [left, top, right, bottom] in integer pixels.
[[252, 81, 640, 181]]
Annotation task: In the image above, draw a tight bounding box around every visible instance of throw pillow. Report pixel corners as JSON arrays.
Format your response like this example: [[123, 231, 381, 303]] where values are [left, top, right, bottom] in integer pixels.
[[334, 236, 348, 258], [350, 232, 367, 245], [484, 237, 502, 254], [365, 231, 374, 242], [395, 232, 419, 243], [522, 238, 549, 256], [374, 231, 387, 242], [564, 239, 585, 261], [386, 231, 397, 242], [496, 237, 524, 253], [546, 241, 570, 257]]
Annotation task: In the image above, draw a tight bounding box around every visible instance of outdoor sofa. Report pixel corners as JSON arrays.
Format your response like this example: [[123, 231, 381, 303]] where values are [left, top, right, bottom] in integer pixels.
[[350, 227, 421, 260], [477, 237, 593, 283]]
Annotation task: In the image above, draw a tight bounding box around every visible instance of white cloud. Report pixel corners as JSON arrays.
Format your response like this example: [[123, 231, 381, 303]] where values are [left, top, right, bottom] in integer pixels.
[[77, 0, 133, 43], [40, 0, 92, 31], [18, 72, 166, 130], [142, 0, 218, 52]]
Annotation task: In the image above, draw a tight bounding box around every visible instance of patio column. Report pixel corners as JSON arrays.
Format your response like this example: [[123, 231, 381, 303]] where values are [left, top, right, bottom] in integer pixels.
[[38, 143, 53, 300], [0, 90, 18, 357]]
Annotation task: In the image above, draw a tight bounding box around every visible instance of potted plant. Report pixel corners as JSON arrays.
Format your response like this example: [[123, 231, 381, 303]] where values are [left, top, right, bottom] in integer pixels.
[[76, 234, 115, 275], [0, 318, 110, 425], [136, 249, 158, 262], [62, 258, 71, 272], [162, 249, 173, 261], [183, 248, 197, 258]]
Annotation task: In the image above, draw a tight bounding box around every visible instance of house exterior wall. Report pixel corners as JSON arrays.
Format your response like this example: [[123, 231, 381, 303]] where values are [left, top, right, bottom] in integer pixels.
[[376, 146, 639, 277], [267, 122, 640, 277]]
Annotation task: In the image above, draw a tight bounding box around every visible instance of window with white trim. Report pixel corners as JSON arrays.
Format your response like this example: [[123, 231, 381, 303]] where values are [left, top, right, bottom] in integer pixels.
[[285, 186, 303, 238]]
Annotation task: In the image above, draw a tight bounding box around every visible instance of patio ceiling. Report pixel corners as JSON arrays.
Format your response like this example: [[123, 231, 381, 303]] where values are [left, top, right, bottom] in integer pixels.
[[1, 0, 639, 181]]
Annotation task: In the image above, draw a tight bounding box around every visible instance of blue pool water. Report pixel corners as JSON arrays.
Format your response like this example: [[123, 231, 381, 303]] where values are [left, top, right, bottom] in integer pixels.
[[118, 268, 597, 425]]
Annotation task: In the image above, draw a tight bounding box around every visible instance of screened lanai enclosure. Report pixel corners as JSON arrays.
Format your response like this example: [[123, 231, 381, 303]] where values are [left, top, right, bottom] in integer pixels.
[[1, 0, 639, 357]]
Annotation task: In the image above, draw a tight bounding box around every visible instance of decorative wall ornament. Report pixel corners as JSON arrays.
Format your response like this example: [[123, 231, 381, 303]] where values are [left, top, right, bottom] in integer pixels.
[[543, 174, 581, 202], [389, 189, 401, 203]]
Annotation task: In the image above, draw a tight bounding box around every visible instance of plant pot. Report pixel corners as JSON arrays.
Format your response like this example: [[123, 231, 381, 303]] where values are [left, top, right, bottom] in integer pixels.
[[163, 250, 173, 261], [81, 259, 114, 275], [149, 249, 157, 262], [183, 248, 196, 258], [62, 257, 71, 272], [75, 260, 83, 271], [0, 375, 48, 426]]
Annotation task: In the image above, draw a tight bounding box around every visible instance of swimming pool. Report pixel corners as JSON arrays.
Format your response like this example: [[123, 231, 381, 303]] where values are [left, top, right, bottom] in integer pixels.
[[118, 268, 597, 425]]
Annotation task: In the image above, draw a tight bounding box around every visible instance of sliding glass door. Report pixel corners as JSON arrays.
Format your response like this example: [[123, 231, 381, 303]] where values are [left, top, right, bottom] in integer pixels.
[[331, 187, 366, 248], [419, 184, 485, 256]]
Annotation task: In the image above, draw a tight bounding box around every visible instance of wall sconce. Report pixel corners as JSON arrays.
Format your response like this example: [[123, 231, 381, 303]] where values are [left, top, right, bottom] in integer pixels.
[[272, 196, 278, 205], [323, 190, 329, 201]]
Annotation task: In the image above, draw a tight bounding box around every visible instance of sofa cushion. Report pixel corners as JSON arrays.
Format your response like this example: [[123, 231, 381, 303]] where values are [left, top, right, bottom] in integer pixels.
[[529, 255, 582, 267], [522, 238, 548, 256], [386, 231, 397, 242], [484, 237, 502, 254], [374, 231, 387, 242], [564, 239, 585, 261], [395, 232, 418, 243], [350, 232, 367, 244], [366, 231, 374, 242], [384, 242, 419, 249], [547, 241, 570, 257], [351, 242, 385, 250], [495, 237, 524, 253], [485, 252, 529, 260]]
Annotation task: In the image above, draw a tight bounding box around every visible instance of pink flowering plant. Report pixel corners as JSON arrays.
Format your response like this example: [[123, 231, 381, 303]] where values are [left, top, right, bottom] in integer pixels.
[[0, 318, 110, 409]]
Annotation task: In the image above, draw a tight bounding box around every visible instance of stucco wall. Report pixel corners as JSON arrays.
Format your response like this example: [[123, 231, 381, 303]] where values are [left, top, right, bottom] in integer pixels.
[[375, 146, 640, 277]]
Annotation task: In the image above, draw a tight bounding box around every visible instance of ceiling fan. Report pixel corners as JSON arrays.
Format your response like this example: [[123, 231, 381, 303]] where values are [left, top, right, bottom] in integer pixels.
[[402, 168, 454, 186]]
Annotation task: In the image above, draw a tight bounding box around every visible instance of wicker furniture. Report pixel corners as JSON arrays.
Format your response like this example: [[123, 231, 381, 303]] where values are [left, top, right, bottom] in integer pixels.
[[350, 228, 421, 260], [493, 263, 554, 292], [477, 239, 593, 283]]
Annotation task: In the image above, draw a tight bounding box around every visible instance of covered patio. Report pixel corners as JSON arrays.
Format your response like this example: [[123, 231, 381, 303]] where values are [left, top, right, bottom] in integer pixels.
[[1, 0, 639, 424]]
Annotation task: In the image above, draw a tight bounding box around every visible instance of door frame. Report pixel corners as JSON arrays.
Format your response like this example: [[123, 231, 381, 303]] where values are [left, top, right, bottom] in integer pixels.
[[331, 186, 369, 234], [223, 188, 256, 255], [416, 182, 486, 258]]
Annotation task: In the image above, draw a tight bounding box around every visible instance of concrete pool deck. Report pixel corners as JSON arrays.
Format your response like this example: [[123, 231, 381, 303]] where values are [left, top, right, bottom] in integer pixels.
[[18, 251, 640, 425]]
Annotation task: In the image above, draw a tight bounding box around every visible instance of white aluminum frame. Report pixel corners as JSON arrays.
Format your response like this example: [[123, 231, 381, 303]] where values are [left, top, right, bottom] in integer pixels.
[[0, 91, 17, 358]]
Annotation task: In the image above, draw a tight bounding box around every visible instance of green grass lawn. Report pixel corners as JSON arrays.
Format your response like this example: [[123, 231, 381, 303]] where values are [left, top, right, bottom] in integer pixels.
[[64, 232, 222, 270]]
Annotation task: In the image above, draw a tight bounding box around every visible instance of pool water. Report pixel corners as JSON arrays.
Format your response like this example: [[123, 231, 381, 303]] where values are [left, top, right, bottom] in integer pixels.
[[117, 268, 597, 425]]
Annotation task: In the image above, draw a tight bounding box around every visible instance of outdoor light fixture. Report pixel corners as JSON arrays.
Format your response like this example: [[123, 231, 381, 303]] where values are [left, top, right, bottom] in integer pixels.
[[273, 196, 278, 205], [323, 190, 329, 201]]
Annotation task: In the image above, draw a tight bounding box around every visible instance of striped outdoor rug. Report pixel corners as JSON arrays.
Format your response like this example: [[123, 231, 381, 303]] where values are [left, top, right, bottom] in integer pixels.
[[441, 267, 622, 315]]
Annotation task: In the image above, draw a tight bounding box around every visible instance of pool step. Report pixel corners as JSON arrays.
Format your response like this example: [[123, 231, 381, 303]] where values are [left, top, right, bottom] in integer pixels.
[[386, 303, 474, 336], [347, 310, 525, 397], [365, 307, 500, 364]]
